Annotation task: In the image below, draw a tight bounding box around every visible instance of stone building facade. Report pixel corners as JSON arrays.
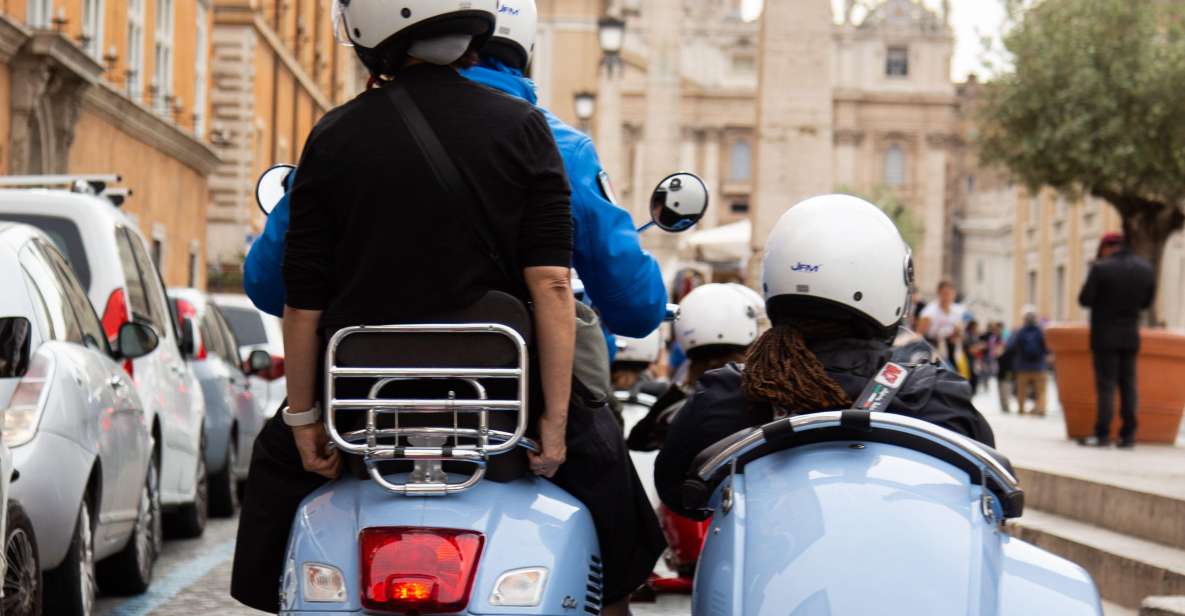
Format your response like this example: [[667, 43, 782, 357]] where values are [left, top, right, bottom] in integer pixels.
[[0, 0, 220, 288], [535, 0, 961, 292], [205, 0, 363, 267]]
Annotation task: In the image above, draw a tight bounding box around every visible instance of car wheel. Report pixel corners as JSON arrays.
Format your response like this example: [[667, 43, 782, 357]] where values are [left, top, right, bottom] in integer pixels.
[[209, 435, 239, 517], [165, 434, 208, 538], [43, 500, 95, 616], [3, 501, 42, 616], [96, 457, 161, 594]]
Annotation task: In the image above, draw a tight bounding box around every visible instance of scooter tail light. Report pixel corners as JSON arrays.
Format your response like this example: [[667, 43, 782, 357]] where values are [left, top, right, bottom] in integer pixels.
[[267, 355, 285, 380], [359, 527, 483, 614], [101, 288, 134, 377]]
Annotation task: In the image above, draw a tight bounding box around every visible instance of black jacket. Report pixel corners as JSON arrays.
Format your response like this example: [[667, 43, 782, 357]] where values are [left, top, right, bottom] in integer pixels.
[[654, 338, 995, 519], [1078, 251, 1156, 352]]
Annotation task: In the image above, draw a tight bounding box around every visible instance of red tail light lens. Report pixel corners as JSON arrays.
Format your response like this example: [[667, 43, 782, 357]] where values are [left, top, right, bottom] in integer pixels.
[[173, 298, 206, 360], [266, 355, 285, 380], [359, 528, 483, 614], [101, 288, 134, 377]]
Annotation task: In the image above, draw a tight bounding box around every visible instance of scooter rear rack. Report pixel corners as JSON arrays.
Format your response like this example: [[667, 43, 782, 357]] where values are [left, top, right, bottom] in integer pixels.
[[324, 323, 532, 496]]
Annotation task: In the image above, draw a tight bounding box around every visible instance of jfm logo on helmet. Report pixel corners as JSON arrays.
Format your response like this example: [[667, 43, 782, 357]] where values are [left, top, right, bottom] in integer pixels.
[[792, 262, 821, 273]]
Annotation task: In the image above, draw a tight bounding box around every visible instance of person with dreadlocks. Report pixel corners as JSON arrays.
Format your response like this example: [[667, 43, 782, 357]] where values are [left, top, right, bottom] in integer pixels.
[[655, 195, 995, 519]]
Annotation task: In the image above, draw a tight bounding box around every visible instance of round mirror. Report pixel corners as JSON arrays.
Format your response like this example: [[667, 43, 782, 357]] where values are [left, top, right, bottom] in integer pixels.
[[255, 164, 296, 216], [649, 173, 710, 233]]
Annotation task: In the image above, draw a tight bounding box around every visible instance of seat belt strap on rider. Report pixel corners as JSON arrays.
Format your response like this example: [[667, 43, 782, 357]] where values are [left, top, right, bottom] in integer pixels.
[[383, 81, 519, 291], [846, 362, 912, 430]]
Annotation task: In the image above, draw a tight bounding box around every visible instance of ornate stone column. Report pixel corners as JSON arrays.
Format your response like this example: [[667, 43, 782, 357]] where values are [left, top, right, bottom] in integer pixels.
[[919, 131, 955, 293], [639, 0, 682, 261], [594, 54, 626, 216]]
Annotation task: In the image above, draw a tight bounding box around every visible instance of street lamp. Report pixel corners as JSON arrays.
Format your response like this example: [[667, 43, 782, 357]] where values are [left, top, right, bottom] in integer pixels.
[[573, 91, 597, 133], [597, 15, 626, 73]]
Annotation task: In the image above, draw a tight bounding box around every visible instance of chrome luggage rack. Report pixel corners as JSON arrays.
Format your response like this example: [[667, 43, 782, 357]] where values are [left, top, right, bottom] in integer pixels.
[[324, 323, 533, 496]]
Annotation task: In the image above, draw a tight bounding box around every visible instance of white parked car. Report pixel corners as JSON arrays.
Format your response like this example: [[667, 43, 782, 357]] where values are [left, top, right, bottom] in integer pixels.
[[0, 183, 208, 540], [212, 294, 286, 418], [0, 222, 161, 615]]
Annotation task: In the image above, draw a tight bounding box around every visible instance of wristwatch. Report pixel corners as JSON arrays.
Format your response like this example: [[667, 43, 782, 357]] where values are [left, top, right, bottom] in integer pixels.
[[282, 403, 322, 427]]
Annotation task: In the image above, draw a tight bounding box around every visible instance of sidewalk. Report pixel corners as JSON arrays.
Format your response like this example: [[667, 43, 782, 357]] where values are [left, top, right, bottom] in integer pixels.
[[973, 378, 1184, 500]]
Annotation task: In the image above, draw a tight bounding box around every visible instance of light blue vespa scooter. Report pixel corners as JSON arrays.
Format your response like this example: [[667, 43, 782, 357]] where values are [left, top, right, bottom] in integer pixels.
[[681, 362, 1103, 616], [254, 166, 709, 615]]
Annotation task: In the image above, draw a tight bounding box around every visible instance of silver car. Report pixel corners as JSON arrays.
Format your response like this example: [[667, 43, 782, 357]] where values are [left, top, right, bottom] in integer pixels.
[[213, 294, 286, 418], [0, 223, 161, 615], [168, 289, 270, 517]]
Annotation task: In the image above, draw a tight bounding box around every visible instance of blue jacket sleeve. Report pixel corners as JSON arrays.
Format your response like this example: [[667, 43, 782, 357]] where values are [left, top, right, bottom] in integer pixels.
[[568, 138, 667, 339], [243, 191, 290, 318]]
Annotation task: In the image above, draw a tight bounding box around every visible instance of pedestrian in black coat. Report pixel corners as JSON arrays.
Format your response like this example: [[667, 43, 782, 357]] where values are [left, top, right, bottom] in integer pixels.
[[1077, 233, 1157, 447]]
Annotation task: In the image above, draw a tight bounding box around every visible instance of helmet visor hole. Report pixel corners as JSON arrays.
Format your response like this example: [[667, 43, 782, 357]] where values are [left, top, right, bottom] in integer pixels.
[[853, 292, 863, 302], [353, 27, 361, 38], [401, 7, 411, 18]]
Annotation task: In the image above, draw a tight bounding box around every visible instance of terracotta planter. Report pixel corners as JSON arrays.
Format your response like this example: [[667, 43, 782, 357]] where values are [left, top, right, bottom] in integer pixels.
[[1045, 324, 1185, 444]]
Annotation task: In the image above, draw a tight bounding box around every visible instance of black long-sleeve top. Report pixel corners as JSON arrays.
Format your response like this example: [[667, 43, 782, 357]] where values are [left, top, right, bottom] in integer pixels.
[[655, 338, 996, 520], [283, 64, 572, 333]]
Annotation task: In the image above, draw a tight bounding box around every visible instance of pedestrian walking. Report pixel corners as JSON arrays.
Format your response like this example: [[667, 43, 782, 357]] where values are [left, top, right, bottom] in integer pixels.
[[1008, 307, 1049, 416], [917, 279, 966, 365], [1077, 233, 1157, 448]]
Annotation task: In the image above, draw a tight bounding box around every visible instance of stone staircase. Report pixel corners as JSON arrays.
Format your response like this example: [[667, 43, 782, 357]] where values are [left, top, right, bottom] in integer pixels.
[[1006, 466, 1185, 612]]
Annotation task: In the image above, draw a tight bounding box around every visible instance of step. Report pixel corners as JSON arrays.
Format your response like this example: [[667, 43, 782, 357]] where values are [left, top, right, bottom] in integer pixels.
[[1010, 509, 1185, 609], [1142, 597, 1185, 616], [1016, 466, 1185, 550]]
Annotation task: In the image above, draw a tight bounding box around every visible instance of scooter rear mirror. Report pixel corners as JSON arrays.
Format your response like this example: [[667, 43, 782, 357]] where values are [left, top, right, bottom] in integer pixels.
[[643, 172, 710, 233], [255, 164, 296, 217]]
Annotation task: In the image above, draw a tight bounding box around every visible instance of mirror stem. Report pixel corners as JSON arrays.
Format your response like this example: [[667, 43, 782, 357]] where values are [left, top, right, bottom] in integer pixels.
[[637, 221, 656, 234]]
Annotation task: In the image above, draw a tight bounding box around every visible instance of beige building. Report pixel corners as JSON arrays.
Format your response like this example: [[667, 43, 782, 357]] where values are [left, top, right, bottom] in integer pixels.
[[205, 0, 363, 271], [535, 0, 961, 291]]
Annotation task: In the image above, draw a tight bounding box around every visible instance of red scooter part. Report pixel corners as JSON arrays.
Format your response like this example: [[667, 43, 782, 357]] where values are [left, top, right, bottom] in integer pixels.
[[649, 504, 709, 594]]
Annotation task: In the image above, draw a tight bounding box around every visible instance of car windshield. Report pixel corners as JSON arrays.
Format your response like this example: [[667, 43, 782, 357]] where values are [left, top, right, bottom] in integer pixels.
[[219, 305, 268, 347], [0, 215, 91, 290]]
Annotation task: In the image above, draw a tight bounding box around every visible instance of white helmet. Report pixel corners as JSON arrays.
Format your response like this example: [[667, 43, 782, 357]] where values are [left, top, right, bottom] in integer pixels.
[[762, 194, 913, 338], [675, 284, 762, 357], [333, 0, 497, 75], [615, 330, 662, 365], [483, 0, 537, 70]]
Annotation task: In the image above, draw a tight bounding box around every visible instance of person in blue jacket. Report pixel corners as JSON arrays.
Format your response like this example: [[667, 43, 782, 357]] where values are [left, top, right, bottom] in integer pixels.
[[243, 0, 667, 361]]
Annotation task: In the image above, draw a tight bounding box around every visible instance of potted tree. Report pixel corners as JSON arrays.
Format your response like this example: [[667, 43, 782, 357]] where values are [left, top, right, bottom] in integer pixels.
[[977, 0, 1185, 443]]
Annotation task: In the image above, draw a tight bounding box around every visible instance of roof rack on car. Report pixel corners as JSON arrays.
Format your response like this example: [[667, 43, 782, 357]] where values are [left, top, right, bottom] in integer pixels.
[[0, 174, 127, 206]]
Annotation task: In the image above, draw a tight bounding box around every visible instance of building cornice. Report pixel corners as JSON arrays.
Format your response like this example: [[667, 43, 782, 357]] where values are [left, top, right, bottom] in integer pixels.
[[83, 82, 222, 175], [0, 15, 30, 63], [833, 88, 957, 107]]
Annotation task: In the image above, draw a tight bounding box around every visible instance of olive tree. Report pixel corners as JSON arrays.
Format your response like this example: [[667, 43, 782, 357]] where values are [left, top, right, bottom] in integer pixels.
[[978, 0, 1185, 323]]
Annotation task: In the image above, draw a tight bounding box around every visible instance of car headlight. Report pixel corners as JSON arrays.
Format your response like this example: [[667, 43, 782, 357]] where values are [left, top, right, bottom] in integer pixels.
[[490, 567, 549, 607], [302, 562, 346, 603], [3, 350, 54, 448]]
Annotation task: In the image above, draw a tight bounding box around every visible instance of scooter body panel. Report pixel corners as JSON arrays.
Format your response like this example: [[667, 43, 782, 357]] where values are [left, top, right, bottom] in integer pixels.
[[693, 441, 1100, 616], [280, 473, 601, 615]]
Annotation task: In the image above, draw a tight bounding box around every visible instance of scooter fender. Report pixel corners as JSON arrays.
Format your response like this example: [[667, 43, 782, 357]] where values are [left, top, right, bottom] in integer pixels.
[[281, 474, 601, 615], [692, 442, 1101, 616]]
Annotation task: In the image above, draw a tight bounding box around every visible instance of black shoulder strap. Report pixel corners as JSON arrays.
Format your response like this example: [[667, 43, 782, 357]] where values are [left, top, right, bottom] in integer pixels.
[[383, 81, 519, 292]]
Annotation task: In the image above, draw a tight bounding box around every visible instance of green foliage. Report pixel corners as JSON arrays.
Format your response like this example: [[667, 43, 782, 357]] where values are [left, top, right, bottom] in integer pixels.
[[836, 185, 924, 250], [978, 0, 1185, 210]]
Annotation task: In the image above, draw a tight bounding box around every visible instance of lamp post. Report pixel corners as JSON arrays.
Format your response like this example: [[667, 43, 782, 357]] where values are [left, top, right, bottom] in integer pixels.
[[573, 91, 597, 134], [597, 15, 626, 75], [595, 11, 628, 217]]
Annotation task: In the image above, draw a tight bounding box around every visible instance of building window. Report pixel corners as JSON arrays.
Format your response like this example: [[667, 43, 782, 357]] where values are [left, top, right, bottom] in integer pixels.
[[194, 2, 210, 137], [153, 0, 175, 115], [976, 259, 985, 284], [151, 238, 163, 269], [188, 243, 200, 287], [886, 46, 909, 77], [27, 0, 53, 27], [127, 0, 145, 98], [966, 175, 976, 194], [1027, 270, 1038, 306], [730, 202, 750, 214], [884, 144, 906, 187], [729, 140, 752, 182], [1028, 194, 1041, 227], [82, 0, 105, 59], [1055, 195, 1067, 220]]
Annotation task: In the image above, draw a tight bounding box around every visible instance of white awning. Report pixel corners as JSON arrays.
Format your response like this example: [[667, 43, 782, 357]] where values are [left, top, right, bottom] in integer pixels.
[[683, 219, 751, 263]]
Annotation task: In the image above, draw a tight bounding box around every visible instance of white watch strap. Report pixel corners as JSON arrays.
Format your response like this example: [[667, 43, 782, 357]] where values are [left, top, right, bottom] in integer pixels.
[[282, 403, 322, 427]]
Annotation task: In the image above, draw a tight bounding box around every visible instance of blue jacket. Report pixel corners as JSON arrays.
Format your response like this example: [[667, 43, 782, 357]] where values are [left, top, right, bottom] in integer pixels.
[[242, 60, 668, 359]]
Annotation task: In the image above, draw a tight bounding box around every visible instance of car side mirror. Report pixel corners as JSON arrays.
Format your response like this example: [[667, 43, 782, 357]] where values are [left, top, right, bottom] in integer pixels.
[[245, 349, 272, 376], [178, 317, 197, 358], [0, 317, 32, 379], [116, 322, 160, 360], [255, 164, 295, 216], [648, 172, 709, 233]]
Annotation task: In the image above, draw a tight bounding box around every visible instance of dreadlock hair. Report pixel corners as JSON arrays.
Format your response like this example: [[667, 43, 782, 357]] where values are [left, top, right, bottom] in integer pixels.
[[741, 319, 853, 413]]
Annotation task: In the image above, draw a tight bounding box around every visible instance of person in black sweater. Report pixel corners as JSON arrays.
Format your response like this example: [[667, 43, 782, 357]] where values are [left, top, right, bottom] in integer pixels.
[[231, 4, 662, 614], [1077, 233, 1157, 448], [654, 195, 994, 519]]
